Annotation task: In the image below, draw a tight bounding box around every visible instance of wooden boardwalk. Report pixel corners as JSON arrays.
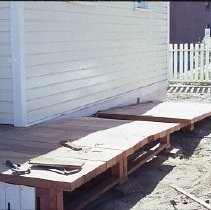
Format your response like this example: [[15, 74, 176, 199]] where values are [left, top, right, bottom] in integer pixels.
[[0, 117, 179, 210], [97, 101, 211, 129]]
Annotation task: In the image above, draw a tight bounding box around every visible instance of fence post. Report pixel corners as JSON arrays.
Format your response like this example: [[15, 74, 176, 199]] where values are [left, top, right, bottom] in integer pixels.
[[169, 44, 173, 80], [195, 43, 199, 81], [179, 44, 184, 81], [173, 44, 178, 80], [190, 43, 194, 81], [205, 44, 209, 81], [184, 43, 188, 80], [200, 43, 205, 81]]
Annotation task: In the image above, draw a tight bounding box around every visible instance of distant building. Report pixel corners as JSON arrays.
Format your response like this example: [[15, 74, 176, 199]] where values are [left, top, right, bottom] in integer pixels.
[[170, 1, 211, 43]]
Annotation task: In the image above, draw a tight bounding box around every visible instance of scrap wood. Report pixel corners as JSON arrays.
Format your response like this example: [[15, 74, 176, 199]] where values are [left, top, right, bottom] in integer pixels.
[[167, 148, 181, 158], [60, 140, 83, 151], [169, 148, 180, 155], [35, 165, 82, 175], [169, 184, 211, 210], [29, 155, 85, 169]]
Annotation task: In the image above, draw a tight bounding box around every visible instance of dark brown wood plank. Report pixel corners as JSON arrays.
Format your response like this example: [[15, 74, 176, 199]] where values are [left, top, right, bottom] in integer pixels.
[[98, 112, 190, 127], [128, 142, 169, 175], [36, 187, 64, 210], [97, 101, 211, 127], [0, 124, 24, 134]]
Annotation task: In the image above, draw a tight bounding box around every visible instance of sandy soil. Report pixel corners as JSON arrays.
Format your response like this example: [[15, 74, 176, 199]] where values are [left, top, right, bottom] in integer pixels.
[[84, 90, 211, 210]]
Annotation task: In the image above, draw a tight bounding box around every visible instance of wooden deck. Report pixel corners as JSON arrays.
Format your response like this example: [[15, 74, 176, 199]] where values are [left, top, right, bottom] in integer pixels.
[[0, 117, 179, 210], [97, 101, 211, 129]]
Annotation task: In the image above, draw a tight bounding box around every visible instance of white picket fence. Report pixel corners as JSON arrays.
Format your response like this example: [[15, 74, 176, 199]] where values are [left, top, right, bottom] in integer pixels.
[[169, 43, 211, 82]]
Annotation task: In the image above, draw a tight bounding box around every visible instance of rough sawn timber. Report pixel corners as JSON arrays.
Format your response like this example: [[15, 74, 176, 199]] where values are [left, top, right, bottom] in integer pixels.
[[97, 101, 211, 129]]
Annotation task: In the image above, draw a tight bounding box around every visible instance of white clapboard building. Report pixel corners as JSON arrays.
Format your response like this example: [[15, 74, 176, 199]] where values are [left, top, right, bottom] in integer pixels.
[[0, 1, 169, 126]]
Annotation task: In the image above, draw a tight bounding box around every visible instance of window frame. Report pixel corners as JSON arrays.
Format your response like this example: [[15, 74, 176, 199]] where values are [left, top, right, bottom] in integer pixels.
[[134, 1, 150, 10]]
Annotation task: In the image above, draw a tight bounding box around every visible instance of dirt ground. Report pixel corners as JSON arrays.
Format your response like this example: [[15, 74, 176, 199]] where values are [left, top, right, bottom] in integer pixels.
[[84, 88, 211, 210]]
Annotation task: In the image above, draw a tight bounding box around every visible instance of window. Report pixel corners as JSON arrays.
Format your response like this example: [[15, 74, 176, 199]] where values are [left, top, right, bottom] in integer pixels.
[[135, 1, 150, 9]]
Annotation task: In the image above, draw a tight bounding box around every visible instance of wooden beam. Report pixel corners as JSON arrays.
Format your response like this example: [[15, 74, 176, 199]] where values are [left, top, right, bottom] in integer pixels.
[[111, 158, 126, 184], [36, 187, 64, 210], [160, 134, 170, 147]]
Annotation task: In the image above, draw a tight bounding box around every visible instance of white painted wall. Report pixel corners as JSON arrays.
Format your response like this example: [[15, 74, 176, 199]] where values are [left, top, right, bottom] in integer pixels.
[[0, 1, 168, 126], [0, 1, 13, 124], [23, 1, 168, 125]]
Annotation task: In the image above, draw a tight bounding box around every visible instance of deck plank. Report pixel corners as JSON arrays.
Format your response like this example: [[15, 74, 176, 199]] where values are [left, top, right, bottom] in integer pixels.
[[0, 117, 179, 195], [73, 121, 179, 154], [97, 101, 211, 127], [0, 160, 106, 192]]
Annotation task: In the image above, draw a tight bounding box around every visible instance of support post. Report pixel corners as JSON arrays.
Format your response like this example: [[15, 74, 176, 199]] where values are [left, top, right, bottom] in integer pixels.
[[160, 134, 171, 148], [111, 157, 127, 184], [36, 188, 64, 210]]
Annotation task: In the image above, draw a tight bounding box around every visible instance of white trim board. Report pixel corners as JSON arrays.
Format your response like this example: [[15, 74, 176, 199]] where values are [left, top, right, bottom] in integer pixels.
[[10, 1, 27, 126], [167, 1, 170, 81]]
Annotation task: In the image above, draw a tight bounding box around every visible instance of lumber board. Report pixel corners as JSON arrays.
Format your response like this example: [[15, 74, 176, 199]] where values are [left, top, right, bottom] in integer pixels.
[[69, 177, 119, 210], [128, 142, 169, 175], [44, 117, 130, 129], [97, 101, 211, 127], [0, 117, 178, 194], [0, 116, 181, 210], [0, 160, 107, 192], [36, 187, 64, 210], [0, 124, 24, 134], [170, 184, 211, 210], [73, 121, 179, 149], [45, 147, 124, 169], [29, 155, 85, 168]]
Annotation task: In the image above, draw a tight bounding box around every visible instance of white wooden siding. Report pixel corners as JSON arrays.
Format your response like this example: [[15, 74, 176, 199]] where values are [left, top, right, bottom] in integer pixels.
[[24, 1, 168, 124], [0, 2, 13, 124]]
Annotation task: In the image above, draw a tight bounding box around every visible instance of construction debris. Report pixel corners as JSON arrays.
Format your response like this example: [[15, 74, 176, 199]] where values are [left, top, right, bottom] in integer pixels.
[[170, 184, 211, 210], [60, 140, 83, 151], [166, 147, 181, 158]]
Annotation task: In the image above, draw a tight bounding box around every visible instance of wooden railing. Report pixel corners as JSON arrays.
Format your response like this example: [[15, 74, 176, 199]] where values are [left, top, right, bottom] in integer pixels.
[[169, 43, 211, 82]]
